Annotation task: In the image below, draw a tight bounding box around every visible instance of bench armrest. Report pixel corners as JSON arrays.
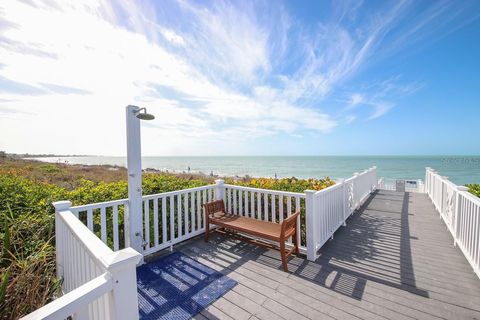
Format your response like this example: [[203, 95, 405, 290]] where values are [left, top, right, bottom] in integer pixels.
[[281, 210, 300, 239]]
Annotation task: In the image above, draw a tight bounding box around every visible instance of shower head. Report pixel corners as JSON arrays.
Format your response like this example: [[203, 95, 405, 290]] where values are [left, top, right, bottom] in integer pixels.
[[134, 107, 155, 120]]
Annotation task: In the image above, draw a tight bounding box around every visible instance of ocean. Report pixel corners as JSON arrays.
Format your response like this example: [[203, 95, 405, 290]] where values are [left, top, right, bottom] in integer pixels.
[[32, 156, 480, 185]]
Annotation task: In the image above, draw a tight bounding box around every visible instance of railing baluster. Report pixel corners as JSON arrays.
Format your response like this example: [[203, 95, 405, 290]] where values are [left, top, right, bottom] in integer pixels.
[[257, 192, 261, 220], [279, 195, 284, 223], [271, 194, 276, 223], [287, 196, 292, 217], [87, 209, 93, 231], [239, 190, 243, 216], [245, 190, 248, 217], [113, 205, 119, 251], [75, 238, 81, 288], [170, 195, 175, 244], [233, 189, 237, 215], [295, 196, 301, 247], [162, 197, 167, 244], [100, 207, 107, 244], [251, 191, 255, 219], [184, 192, 190, 235], [228, 188, 232, 213], [153, 198, 159, 247], [264, 192, 268, 221], [191, 192, 196, 232], [196, 191, 201, 229], [144, 199, 150, 250], [177, 194, 182, 239], [65, 227, 71, 292]]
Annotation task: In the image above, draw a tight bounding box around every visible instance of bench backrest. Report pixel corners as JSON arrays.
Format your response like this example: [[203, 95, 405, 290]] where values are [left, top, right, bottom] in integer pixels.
[[204, 199, 225, 217]]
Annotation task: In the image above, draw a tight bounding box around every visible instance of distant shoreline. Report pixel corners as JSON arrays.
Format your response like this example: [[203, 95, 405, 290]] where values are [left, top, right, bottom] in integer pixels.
[[24, 156, 262, 182], [7, 153, 94, 158], [2, 157, 250, 184], [3, 153, 480, 184]]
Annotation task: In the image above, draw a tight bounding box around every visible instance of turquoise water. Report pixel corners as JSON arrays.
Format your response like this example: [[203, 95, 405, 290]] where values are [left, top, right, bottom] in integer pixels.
[[33, 156, 480, 185]]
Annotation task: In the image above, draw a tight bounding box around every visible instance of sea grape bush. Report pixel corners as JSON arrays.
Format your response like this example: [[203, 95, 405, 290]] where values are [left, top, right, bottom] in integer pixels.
[[0, 160, 335, 319], [466, 184, 480, 198], [229, 176, 336, 192]]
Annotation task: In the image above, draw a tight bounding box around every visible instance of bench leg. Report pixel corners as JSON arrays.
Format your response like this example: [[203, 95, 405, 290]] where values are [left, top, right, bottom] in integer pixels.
[[293, 231, 300, 255], [205, 219, 209, 242], [280, 241, 288, 272]]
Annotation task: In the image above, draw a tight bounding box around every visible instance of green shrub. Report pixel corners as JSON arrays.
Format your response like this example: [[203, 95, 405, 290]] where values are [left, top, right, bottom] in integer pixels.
[[0, 162, 335, 319], [0, 206, 61, 319], [466, 184, 480, 198]]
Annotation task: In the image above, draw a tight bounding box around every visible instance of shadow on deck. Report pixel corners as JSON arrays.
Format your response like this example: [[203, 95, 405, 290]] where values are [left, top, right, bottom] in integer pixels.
[[146, 190, 480, 320]]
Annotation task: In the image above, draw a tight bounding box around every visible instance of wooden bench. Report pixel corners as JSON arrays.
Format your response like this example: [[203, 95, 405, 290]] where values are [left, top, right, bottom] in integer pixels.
[[203, 200, 300, 272]]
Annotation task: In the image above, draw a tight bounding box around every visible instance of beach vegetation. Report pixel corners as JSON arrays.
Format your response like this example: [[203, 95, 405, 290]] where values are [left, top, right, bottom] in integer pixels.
[[0, 159, 334, 318], [467, 184, 480, 198]]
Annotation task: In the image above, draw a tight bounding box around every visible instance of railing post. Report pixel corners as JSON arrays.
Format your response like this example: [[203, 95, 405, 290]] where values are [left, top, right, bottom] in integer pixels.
[[425, 167, 431, 196], [453, 186, 469, 247], [430, 169, 438, 211], [352, 172, 359, 207], [53, 200, 72, 281], [215, 179, 225, 201], [337, 179, 347, 226], [372, 166, 378, 191], [103, 248, 143, 320], [440, 176, 449, 218], [305, 190, 318, 261]]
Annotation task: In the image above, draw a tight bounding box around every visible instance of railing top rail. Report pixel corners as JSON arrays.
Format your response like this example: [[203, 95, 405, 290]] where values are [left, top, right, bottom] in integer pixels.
[[344, 167, 374, 182], [428, 170, 459, 188], [142, 184, 216, 200], [459, 189, 480, 205], [223, 183, 306, 197], [58, 209, 113, 269], [380, 177, 422, 182], [21, 273, 113, 320], [71, 198, 128, 212], [313, 181, 343, 195]]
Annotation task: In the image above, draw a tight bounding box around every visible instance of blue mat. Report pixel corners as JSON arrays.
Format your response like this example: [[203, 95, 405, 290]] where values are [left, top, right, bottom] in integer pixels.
[[137, 252, 237, 320]]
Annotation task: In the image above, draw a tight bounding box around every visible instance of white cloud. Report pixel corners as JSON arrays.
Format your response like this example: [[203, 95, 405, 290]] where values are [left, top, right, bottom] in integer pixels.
[[0, 0, 477, 155], [160, 28, 186, 46], [0, 0, 336, 155], [348, 94, 365, 106]]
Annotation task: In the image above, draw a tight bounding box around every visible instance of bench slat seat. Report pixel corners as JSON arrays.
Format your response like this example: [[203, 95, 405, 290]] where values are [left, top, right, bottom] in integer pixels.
[[208, 212, 294, 242], [204, 200, 300, 272]]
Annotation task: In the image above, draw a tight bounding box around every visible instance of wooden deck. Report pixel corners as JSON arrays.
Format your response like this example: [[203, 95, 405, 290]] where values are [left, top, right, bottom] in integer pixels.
[[149, 190, 480, 320]]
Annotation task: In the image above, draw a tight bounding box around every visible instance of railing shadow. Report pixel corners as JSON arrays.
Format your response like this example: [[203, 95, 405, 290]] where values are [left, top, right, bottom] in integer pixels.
[[292, 190, 429, 300], [138, 252, 236, 319], [148, 189, 429, 305]]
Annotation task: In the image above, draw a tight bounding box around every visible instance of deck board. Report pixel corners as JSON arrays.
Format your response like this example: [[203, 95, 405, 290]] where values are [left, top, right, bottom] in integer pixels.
[[146, 190, 480, 320]]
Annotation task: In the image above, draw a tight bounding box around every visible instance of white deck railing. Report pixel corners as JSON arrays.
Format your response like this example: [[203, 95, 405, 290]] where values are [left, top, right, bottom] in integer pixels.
[[305, 167, 378, 260], [71, 199, 129, 251], [22, 164, 480, 319], [142, 185, 217, 255], [55, 169, 379, 264], [378, 178, 424, 193], [21, 201, 142, 320], [425, 168, 480, 278], [22, 167, 380, 318], [223, 184, 306, 251]]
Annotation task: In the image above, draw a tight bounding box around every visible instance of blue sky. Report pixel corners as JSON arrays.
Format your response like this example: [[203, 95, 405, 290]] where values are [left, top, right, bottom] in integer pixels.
[[0, 0, 479, 156]]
